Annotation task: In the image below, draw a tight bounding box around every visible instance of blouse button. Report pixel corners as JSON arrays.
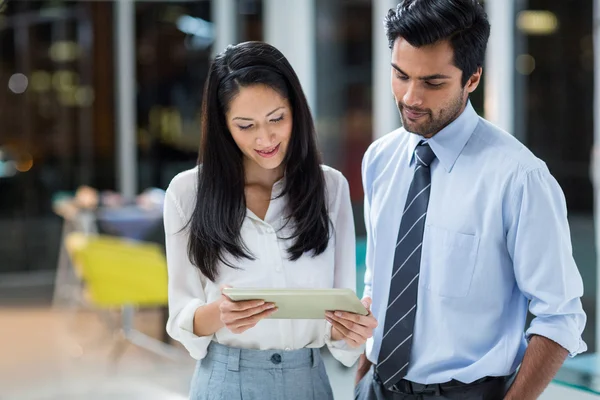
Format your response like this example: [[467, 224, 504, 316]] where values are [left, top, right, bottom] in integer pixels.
[[271, 353, 282, 364]]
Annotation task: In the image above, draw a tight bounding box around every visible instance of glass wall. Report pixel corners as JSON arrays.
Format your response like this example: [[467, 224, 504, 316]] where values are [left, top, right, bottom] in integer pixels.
[[315, 0, 373, 236], [0, 1, 111, 274], [135, 0, 264, 191], [134, 1, 213, 191], [514, 0, 596, 351]]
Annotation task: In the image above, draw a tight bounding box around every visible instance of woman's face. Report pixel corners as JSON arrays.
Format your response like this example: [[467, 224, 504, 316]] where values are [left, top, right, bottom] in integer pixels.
[[226, 84, 293, 174]]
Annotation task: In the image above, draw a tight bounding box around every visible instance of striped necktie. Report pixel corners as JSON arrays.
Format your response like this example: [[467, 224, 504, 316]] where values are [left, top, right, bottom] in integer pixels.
[[376, 142, 436, 389]]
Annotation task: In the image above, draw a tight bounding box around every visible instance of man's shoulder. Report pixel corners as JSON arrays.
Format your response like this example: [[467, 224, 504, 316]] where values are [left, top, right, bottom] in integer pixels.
[[473, 118, 546, 174], [364, 127, 407, 166]]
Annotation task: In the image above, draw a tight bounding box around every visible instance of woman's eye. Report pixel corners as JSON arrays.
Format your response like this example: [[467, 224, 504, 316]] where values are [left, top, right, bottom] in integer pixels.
[[238, 124, 253, 130], [270, 115, 284, 123]]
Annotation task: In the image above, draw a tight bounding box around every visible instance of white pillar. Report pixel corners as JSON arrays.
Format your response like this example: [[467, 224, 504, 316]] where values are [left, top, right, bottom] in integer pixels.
[[264, 0, 316, 115], [114, 0, 137, 200], [211, 0, 237, 58], [592, 0, 600, 353], [373, 0, 401, 139], [484, 0, 515, 134]]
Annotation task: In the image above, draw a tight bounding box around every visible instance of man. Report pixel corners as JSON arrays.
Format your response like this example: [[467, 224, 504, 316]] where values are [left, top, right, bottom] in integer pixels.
[[355, 1, 587, 399]]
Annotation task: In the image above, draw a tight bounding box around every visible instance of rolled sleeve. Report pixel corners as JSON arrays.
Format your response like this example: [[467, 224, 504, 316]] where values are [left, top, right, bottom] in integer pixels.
[[164, 188, 213, 360], [172, 298, 213, 360], [507, 167, 587, 357], [526, 315, 587, 357], [324, 320, 364, 367]]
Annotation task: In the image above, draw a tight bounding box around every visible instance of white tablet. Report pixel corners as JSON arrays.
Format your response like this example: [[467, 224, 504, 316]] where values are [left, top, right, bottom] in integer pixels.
[[222, 288, 368, 319]]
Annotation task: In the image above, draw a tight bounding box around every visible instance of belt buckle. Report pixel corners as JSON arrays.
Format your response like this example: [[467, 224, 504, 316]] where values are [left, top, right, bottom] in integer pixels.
[[411, 383, 441, 396], [389, 384, 406, 394]]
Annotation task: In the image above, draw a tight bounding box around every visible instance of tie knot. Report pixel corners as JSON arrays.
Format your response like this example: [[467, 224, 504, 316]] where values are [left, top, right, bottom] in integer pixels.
[[414, 143, 436, 167]]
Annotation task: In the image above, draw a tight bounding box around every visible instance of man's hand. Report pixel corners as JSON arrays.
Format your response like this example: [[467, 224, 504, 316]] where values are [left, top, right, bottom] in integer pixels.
[[503, 335, 568, 400], [355, 353, 373, 386]]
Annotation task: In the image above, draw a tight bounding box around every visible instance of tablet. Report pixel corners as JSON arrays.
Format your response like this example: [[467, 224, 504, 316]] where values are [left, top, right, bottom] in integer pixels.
[[222, 288, 368, 319]]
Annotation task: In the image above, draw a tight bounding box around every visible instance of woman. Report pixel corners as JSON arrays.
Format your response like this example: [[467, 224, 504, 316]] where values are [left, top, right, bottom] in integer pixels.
[[164, 41, 377, 400]]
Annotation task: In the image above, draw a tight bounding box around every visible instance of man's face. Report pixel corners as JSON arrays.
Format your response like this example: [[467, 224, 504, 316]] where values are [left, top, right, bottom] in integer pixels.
[[391, 37, 481, 137]]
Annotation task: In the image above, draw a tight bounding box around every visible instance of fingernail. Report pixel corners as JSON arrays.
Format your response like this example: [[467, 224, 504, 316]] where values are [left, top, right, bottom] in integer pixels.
[[335, 312, 343, 318]]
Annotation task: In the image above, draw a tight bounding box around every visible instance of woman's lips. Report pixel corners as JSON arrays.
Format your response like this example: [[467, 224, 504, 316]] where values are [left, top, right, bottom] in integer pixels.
[[256, 144, 280, 158]]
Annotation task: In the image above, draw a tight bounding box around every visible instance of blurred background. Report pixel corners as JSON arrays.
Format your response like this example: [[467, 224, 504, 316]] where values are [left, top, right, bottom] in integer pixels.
[[0, 0, 599, 399]]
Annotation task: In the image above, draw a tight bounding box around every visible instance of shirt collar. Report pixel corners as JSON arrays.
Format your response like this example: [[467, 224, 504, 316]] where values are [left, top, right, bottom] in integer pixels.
[[405, 101, 479, 172]]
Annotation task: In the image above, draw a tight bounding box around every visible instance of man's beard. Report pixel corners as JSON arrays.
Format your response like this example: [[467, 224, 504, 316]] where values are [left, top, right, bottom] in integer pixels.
[[398, 92, 466, 138]]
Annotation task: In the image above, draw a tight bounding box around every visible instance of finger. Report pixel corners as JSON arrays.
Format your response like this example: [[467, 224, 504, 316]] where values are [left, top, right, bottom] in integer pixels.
[[326, 316, 364, 343], [332, 312, 376, 338], [330, 323, 362, 348], [222, 298, 269, 312], [329, 311, 362, 323], [228, 307, 278, 328], [219, 285, 233, 300], [327, 314, 372, 340], [345, 337, 361, 348], [326, 311, 378, 329], [326, 312, 376, 335], [229, 322, 258, 334], [361, 297, 372, 312], [221, 303, 276, 323]]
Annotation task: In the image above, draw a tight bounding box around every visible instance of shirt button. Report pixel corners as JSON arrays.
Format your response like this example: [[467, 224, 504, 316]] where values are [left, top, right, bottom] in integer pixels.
[[265, 227, 274, 233], [270, 353, 282, 364]]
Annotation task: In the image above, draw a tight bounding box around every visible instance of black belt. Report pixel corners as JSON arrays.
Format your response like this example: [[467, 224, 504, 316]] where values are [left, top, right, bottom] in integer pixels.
[[373, 372, 512, 396]]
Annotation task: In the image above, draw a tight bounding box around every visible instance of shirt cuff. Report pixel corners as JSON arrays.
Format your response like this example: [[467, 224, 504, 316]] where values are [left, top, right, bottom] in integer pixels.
[[324, 321, 363, 367], [172, 299, 213, 360], [526, 316, 587, 357]]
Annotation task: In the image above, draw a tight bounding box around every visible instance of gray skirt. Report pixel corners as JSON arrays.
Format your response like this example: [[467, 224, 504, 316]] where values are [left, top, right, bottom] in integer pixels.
[[189, 341, 334, 400]]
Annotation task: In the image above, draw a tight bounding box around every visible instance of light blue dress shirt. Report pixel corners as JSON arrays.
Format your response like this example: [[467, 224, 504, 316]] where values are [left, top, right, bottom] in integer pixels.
[[362, 101, 587, 385]]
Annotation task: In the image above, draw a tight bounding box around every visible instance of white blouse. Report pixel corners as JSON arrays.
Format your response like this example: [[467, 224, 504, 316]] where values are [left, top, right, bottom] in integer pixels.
[[164, 165, 362, 367]]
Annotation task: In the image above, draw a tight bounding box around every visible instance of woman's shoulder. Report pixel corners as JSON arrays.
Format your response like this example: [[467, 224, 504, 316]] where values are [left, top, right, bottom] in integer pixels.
[[320, 164, 349, 195], [165, 165, 200, 209]]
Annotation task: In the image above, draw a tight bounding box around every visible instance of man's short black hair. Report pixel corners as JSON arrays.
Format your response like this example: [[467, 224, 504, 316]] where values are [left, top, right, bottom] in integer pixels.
[[385, 0, 491, 86]]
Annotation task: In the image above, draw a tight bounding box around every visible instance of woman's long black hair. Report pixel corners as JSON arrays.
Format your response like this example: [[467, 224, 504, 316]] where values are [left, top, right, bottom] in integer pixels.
[[188, 41, 330, 282]]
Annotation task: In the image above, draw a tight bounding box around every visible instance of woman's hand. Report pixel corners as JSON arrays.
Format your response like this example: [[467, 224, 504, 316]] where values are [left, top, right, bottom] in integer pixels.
[[219, 286, 278, 334], [325, 297, 378, 348]]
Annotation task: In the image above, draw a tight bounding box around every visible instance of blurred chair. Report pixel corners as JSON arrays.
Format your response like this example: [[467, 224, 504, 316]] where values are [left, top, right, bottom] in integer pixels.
[[66, 232, 184, 362], [52, 204, 98, 309]]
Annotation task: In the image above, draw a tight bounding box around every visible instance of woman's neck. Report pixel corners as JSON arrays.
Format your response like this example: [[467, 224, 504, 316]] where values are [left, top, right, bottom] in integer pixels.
[[243, 158, 284, 188]]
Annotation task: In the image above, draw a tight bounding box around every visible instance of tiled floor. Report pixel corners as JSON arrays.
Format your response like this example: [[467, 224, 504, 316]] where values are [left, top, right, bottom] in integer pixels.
[[0, 307, 355, 400]]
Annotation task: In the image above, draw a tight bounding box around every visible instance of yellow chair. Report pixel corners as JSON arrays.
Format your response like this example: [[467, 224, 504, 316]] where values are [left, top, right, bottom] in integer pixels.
[[66, 233, 184, 361]]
